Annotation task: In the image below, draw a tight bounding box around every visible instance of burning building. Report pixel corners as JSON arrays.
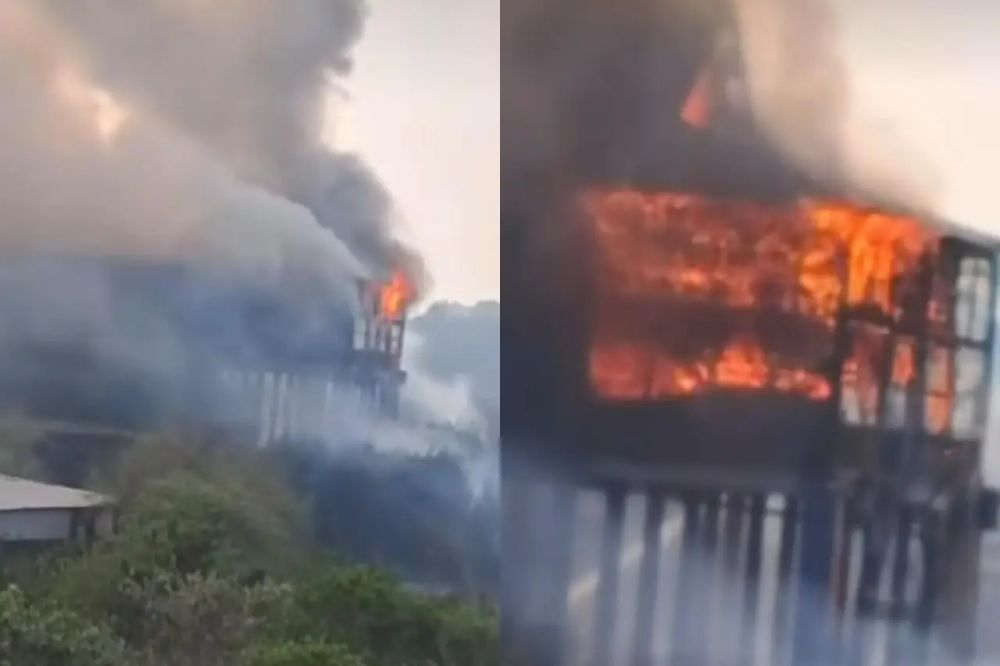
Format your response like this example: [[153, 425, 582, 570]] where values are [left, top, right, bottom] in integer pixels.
[[503, 1, 998, 664], [0, 2, 423, 469], [0, 258, 413, 445]]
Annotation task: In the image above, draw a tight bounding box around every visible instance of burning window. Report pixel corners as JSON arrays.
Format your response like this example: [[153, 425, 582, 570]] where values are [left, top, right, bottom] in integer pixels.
[[950, 257, 994, 439], [840, 323, 887, 426], [925, 345, 955, 435], [582, 189, 932, 403], [354, 272, 412, 361]]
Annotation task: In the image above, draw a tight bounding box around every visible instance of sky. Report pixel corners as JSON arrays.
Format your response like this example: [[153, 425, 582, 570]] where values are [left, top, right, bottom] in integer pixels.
[[837, 1, 1000, 237], [329, 0, 500, 305]]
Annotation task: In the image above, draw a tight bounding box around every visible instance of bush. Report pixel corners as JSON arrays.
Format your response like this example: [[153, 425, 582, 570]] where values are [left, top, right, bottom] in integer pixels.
[[289, 565, 498, 666], [115, 571, 292, 666], [251, 639, 367, 666], [118, 471, 295, 578], [0, 585, 125, 666], [40, 464, 300, 620]]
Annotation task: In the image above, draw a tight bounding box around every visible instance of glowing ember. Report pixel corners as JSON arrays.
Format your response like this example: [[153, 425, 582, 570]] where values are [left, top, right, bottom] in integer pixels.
[[891, 342, 915, 387], [926, 346, 955, 434], [715, 337, 768, 389], [379, 272, 412, 320], [681, 70, 712, 129], [583, 189, 936, 402]]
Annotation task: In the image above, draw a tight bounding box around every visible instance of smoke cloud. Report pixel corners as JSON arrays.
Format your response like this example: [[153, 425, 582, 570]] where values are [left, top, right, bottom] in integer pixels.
[[0, 1, 423, 299], [0, 1, 432, 426], [733, 0, 942, 212], [503, 0, 942, 215]]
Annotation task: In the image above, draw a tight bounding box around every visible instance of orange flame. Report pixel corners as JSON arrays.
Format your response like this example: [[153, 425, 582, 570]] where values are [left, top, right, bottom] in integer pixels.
[[583, 189, 936, 403], [716, 337, 768, 389], [379, 272, 412, 320], [891, 342, 915, 387]]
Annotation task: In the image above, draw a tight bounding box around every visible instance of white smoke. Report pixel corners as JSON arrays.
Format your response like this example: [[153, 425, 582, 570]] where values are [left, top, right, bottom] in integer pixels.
[[733, 0, 942, 212], [401, 331, 485, 431]]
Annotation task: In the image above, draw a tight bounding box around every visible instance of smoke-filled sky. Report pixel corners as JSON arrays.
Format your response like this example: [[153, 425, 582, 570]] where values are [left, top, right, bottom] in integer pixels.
[[837, 1, 1000, 235], [730, 0, 1000, 234], [0, 0, 426, 312], [333, 0, 500, 305], [2, 1, 995, 307], [336, 0, 998, 304]]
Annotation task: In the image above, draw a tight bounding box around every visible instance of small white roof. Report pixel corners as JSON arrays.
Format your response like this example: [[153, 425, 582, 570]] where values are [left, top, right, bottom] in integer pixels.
[[0, 475, 111, 512]]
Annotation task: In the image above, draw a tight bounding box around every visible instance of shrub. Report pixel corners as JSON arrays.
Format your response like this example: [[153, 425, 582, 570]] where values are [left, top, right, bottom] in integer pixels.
[[251, 639, 367, 666], [0, 585, 125, 666]]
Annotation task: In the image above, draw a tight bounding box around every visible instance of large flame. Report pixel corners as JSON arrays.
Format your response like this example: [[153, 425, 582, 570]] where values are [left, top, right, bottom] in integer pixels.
[[379, 271, 412, 320], [583, 189, 936, 403]]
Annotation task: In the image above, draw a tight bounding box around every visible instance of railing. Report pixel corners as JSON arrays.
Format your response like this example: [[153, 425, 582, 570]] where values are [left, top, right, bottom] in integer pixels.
[[503, 467, 987, 666]]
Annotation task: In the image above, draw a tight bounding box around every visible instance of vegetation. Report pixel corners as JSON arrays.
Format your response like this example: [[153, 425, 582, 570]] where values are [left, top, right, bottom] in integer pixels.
[[0, 435, 498, 665]]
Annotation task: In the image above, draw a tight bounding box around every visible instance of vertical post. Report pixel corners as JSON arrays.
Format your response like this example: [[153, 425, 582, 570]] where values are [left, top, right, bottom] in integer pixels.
[[791, 486, 838, 666], [591, 485, 627, 666], [633, 489, 666, 666], [834, 497, 854, 618], [742, 494, 766, 651], [979, 253, 997, 450], [890, 505, 913, 615], [700, 493, 722, 664], [720, 492, 745, 660], [671, 494, 703, 666], [938, 498, 981, 664], [722, 492, 745, 573], [773, 496, 799, 656]]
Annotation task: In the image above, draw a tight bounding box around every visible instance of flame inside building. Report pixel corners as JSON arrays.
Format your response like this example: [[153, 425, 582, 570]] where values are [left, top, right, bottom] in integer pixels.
[[581, 189, 994, 441], [502, 1, 1000, 663], [0, 259, 413, 452]]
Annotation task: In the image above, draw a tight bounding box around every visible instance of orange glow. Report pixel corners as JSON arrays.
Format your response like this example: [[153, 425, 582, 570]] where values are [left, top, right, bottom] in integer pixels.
[[588, 339, 832, 400], [583, 189, 936, 402], [891, 342, 915, 387], [716, 337, 768, 389], [926, 347, 955, 434], [681, 71, 712, 129], [927, 396, 951, 434], [379, 272, 412, 320]]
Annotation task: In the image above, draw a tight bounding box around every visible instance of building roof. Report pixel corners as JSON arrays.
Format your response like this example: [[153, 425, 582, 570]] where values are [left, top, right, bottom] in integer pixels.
[[0, 475, 112, 512]]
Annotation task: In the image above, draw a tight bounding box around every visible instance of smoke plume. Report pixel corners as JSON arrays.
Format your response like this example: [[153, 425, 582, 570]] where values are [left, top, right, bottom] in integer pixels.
[[503, 0, 941, 214], [0, 1, 431, 425], [0, 1, 423, 300], [733, 0, 942, 211]]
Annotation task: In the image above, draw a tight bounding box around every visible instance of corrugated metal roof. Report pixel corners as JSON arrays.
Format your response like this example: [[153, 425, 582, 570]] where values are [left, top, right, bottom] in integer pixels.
[[0, 475, 111, 512]]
